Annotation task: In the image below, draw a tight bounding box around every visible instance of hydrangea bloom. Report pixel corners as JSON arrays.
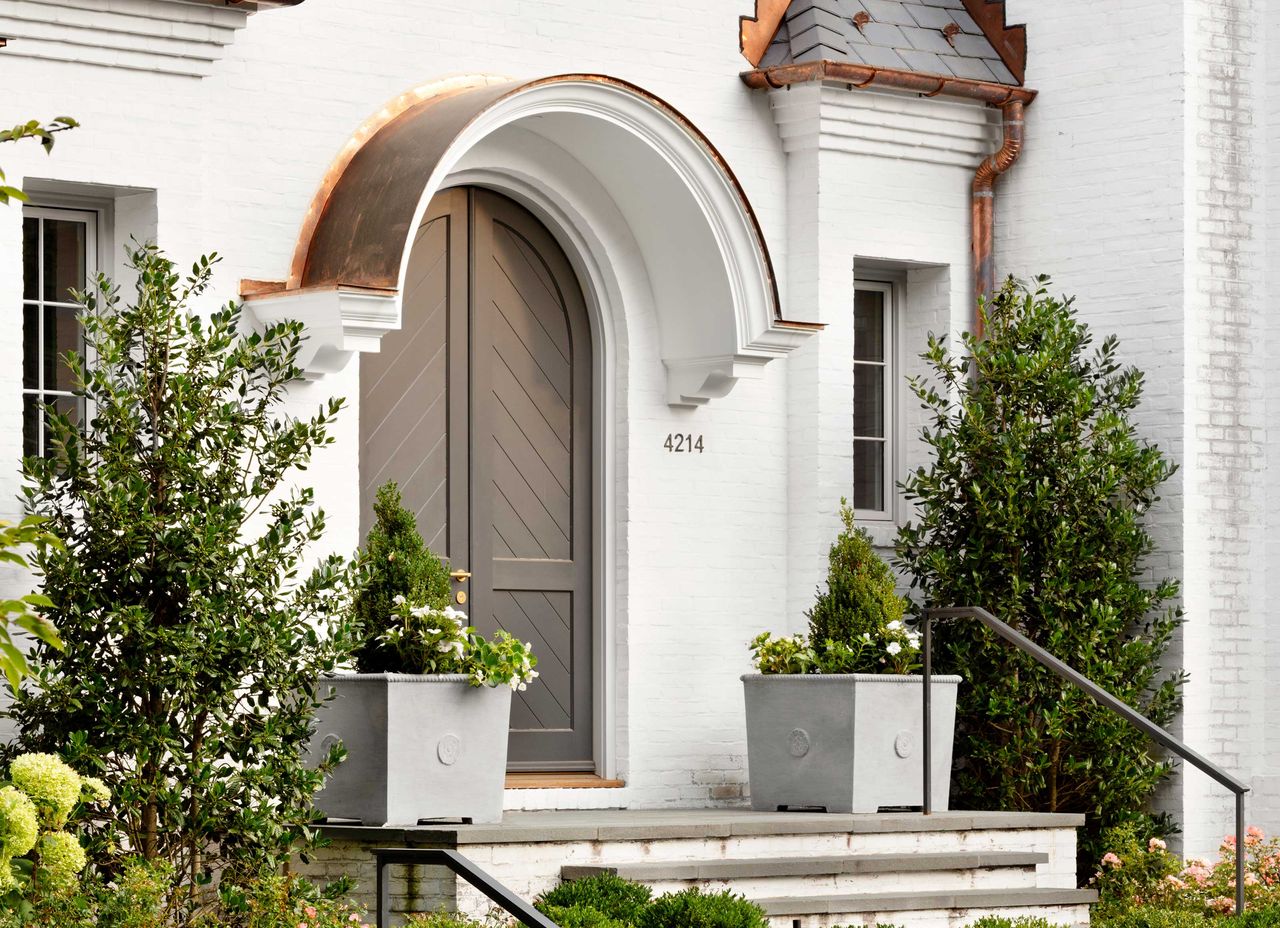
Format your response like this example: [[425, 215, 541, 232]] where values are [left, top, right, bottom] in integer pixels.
[[10, 753, 82, 829], [37, 830, 86, 892], [81, 776, 110, 804], [0, 785, 39, 858]]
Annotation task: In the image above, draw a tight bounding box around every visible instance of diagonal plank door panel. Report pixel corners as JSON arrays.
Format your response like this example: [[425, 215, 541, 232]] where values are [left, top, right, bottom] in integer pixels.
[[471, 190, 594, 770]]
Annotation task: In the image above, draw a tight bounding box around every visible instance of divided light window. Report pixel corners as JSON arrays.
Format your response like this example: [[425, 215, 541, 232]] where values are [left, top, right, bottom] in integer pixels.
[[853, 281, 893, 520], [22, 206, 95, 458]]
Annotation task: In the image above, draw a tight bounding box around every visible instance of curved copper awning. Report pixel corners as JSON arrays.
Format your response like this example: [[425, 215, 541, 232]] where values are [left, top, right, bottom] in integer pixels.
[[289, 73, 783, 325]]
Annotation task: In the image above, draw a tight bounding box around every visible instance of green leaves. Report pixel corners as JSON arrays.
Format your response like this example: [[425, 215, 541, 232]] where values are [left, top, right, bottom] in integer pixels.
[[0, 117, 79, 205], [895, 276, 1183, 867], [12, 242, 357, 919]]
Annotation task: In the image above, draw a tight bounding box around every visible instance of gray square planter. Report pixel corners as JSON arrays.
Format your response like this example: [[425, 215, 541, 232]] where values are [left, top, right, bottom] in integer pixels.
[[309, 674, 512, 825], [742, 673, 961, 813]]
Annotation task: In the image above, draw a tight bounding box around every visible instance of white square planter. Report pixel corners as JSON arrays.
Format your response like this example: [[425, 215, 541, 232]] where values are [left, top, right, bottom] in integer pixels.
[[742, 673, 961, 814], [309, 674, 512, 825]]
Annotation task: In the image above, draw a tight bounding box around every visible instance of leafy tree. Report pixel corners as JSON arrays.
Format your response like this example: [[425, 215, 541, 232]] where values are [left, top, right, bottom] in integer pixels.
[[0, 517, 63, 690], [352, 481, 450, 673], [0, 117, 78, 205], [895, 276, 1183, 863], [11, 243, 357, 916]]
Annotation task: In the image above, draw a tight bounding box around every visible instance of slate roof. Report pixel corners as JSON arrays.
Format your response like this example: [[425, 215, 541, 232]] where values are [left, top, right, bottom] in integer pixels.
[[758, 0, 1018, 85]]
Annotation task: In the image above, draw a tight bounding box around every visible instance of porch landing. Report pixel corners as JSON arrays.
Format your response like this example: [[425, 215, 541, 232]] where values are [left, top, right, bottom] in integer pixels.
[[303, 809, 1096, 927]]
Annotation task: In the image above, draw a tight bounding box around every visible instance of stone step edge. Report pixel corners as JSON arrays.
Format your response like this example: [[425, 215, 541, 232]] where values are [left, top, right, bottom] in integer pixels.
[[562, 851, 1050, 881], [756, 887, 1098, 915], [321, 811, 1086, 846]]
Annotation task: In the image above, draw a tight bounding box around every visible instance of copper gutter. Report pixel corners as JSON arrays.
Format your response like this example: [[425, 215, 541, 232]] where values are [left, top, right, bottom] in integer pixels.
[[742, 60, 1035, 331], [740, 60, 1036, 105], [972, 99, 1024, 332]]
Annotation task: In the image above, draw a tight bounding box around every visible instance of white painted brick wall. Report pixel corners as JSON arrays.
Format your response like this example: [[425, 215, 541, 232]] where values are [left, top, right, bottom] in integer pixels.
[[4, 0, 1273, 849], [999, 0, 1272, 860]]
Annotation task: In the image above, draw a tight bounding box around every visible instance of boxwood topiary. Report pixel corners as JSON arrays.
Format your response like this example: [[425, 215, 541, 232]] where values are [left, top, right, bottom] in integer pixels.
[[353, 481, 452, 673], [636, 888, 768, 928], [535, 874, 652, 924], [538, 903, 633, 928]]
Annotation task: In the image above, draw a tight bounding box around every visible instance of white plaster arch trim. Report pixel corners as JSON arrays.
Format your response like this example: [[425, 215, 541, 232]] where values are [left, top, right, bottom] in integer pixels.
[[267, 74, 818, 406]]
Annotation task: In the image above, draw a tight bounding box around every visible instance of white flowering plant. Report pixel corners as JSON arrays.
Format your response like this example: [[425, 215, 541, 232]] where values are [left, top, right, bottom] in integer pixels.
[[380, 596, 539, 690], [750, 501, 921, 675], [0, 752, 107, 914]]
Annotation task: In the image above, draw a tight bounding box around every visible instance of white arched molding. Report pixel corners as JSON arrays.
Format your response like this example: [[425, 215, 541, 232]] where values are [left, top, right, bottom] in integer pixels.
[[248, 74, 817, 406]]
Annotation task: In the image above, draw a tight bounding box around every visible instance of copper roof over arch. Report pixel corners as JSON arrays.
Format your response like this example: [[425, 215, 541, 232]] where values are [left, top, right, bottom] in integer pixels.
[[289, 73, 787, 328]]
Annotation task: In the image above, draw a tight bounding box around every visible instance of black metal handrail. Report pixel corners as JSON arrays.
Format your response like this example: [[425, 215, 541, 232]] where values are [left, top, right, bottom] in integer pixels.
[[372, 847, 561, 928], [922, 605, 1249, 915]]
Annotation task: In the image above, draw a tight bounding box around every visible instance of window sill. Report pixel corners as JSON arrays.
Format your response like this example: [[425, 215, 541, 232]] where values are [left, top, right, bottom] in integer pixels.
[[858, 521, 900, 549]]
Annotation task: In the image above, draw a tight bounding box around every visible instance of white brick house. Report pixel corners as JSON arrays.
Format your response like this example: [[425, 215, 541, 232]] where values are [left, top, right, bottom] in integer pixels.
[[1, 0, 1274, 869]]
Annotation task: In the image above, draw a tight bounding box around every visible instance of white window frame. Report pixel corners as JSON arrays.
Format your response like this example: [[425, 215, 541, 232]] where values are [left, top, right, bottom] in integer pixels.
[[21, 204, 99, 458], [852, 278, 896, 522]]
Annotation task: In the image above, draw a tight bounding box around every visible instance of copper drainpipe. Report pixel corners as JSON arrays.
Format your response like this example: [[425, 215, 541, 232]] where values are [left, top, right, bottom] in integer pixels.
[[971, 99, 1025, 335]]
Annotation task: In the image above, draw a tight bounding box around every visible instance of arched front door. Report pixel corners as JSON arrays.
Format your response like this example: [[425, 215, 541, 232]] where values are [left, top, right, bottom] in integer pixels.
[[361, 187, 595, 772]]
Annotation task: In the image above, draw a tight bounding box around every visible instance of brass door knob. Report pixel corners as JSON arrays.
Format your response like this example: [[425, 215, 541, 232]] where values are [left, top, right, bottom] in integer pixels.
[[450, 569, 472, 581]]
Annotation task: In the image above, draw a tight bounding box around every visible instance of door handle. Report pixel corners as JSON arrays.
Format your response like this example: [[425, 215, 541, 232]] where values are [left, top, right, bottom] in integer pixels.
[[450, 569, 472, 582]]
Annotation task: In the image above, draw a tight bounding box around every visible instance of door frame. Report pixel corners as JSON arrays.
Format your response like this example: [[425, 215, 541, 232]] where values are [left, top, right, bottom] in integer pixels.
[[443, 174, 619, 781]]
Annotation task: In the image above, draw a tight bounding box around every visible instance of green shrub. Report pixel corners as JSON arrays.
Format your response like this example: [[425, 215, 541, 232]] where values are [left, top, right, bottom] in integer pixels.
[[966, 918, 1067, 928], [895, 276, 1183, 865], [636, 888, 767, 928], [353, 481, 452, 673], [538, 903, 631, 928], [536, 874, 651, 923]]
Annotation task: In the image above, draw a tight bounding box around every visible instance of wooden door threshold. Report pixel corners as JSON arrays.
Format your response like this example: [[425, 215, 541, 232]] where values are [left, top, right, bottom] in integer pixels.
[[505, 772, 625, 789]]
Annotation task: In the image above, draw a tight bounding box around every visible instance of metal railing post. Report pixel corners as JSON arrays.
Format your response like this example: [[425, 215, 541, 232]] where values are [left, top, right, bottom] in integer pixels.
[[922, 610, 932, 815], [1237, 792, 1246, 915]]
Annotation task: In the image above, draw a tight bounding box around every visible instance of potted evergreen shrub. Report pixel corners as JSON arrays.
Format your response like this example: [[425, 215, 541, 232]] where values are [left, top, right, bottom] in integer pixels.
[[742, 501, 959, 813], [310, 483, 537, 825]]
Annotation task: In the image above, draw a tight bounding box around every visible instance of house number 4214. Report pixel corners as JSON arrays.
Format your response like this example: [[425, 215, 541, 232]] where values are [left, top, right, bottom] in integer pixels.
[[664, 433, 704, 454]]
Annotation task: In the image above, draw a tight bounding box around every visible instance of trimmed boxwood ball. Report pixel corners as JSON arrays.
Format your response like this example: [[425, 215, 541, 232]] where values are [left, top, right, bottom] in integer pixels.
[[538, 903, 633, 928], [636, 888, 769, 928], [536, 874, 652, 923]]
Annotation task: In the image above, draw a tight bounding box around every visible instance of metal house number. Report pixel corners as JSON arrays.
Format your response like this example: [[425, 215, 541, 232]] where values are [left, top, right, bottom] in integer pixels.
[[664, 433, 704, 454]]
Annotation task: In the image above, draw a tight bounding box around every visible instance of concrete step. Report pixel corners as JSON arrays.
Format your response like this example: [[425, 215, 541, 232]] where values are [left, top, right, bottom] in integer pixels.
[[757, 886, 1098, 916], [562, 850, 1049, 882]]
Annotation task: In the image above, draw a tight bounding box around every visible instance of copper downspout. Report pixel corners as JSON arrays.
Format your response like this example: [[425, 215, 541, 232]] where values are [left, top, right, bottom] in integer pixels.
[[972, 99, 1024, 334]]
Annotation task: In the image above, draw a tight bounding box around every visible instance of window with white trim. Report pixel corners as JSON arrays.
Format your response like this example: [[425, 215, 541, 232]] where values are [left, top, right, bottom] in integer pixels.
[[22, 206, 96, 458], [853, 281, 894, 519]]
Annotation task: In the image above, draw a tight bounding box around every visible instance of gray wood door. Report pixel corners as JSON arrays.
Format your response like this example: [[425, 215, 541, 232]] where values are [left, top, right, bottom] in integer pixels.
[[361, 187, 595, 771]]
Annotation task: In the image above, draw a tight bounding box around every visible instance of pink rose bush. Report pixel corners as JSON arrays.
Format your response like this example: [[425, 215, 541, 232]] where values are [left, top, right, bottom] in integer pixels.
[[1094, 822, 1280, 917]]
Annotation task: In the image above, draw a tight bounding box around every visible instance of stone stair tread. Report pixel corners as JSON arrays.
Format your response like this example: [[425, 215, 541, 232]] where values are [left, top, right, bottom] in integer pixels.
[[562, 851, 1049, 882], [755, 887, 1098, 915]]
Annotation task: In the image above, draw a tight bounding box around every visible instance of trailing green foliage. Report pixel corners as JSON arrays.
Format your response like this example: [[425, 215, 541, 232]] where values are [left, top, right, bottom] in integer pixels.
[[0, 117, 78, 205], [895, 276, 1183, 862], [635, 888, 768, 928], [353, 481, 451, 672], [0, 517, 63, 690], [10, 243, 357, 918], [1094, 909, 1280, 928], [535, 873, 652, 923]]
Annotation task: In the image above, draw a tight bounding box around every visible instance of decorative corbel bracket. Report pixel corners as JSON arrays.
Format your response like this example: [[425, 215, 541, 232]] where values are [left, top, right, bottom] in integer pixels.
[[664, 318, 822, 407], [242, 285, 401, 380]]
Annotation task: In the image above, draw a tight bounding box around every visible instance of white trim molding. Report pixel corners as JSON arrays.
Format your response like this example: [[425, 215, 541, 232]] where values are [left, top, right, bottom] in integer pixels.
[[244, 286, 401, 381], [0, 0, 253, 78]]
